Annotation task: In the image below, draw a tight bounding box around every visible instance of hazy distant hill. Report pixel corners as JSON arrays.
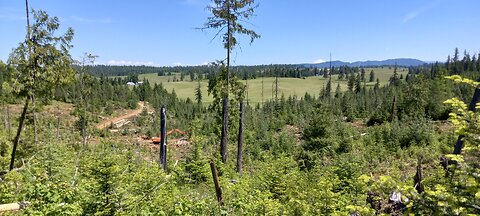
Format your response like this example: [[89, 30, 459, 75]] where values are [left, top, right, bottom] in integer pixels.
[[305, 58, 426, 68]]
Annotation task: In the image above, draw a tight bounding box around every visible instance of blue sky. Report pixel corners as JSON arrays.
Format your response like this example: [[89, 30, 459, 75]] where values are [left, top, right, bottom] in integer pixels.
[[0, 0, 479, 66]]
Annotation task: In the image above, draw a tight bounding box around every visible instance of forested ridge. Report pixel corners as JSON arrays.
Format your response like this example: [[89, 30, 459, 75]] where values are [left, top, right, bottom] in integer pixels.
[[1, 1, 480, 215], [85, 63, 420, 81]]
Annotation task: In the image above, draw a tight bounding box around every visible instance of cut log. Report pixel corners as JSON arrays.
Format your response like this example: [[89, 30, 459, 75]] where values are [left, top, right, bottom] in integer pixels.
[[210, 159, 224, 206], [0, 201, 30, 212]]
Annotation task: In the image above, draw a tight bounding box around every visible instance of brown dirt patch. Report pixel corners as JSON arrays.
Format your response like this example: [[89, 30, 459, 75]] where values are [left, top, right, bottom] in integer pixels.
[[351, 119, 367, 129], [96, 102, 145, 129]]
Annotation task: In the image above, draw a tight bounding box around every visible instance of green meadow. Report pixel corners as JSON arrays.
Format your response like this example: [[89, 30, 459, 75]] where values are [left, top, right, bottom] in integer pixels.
[[129, 67, 408, 104]]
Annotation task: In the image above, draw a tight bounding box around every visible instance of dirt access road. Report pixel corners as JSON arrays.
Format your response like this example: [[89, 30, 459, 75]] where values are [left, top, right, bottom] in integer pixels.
[[96, 102, 145, 129]]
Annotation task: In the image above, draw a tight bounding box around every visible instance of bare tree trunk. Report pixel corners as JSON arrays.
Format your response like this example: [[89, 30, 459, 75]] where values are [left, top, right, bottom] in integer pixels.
[[80, 60, 86, 148], [56, 113, 60, 138], [245, 80, 249, 106], [237, 101, 244, 176], [275, 71, 279, 103], [25, 0, 30, 38], [80, 76, 86, 148], [7, 105, 11, 137], [82, 106, 86, 148], [25, 0, 36, 146], [160, 105, 167, 171], [390, 95, 396, 122], [413, 158, 424, 193], [220, 1, 231, 164], [210, 159, 224, 206], [31, 95, 37, 145], [3, 106, 7, 131], [271, 82, 274, 100], [10, 98, 29, 171], [57, 113, 60, 139], [220, 97, 228, 163], [220, 1, 232, 163], [453, 85, 480, 154], [261, 73, 264, 105], [274, 70, 279, 114]]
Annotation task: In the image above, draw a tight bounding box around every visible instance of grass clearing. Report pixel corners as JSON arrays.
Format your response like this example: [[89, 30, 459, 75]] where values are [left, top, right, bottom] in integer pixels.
[[115, 67, 407, 104]]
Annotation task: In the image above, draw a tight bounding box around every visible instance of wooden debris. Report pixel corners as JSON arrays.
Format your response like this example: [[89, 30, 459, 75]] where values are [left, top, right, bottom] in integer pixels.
[[210, 159, 224, 206], [0, 201, 30, 212]]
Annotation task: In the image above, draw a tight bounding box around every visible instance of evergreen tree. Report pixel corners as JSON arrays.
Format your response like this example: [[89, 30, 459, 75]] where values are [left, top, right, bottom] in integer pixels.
[[354, 73, 362, 93], [0, 62, 14, 137], [323, 68, 329, 78], [195, 81, 202, 104], [190, 71, 195, 81], [374, 78, 380, 93], [389, 65, 400, 86], [324, 78, 332, 98], [405, 74, 412, 83], [471, 54, 477, 72], [8, 9, 75, 170], [431, 62, 440, 78], [453, 48, 459, 62], [78, 53, 97, 149], [360, 68, 366, 82], [446, 55, 451, 71], [334, 83, 341, 98], [462, 50, 472, 71], [452, 47, 461, 74], [127, 74, 139, 83], [347, 74, 355, 92], [477, 52, 480, 71], [369, 70, 375, 82], [201, 0, 260, 163]]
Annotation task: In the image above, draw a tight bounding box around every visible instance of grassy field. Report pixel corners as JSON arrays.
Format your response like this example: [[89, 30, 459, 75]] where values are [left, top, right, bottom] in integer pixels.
[[124, 67, 407, 104]]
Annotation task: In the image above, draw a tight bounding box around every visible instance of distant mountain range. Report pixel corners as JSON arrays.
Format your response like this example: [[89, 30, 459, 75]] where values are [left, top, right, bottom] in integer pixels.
[[304, 58, 426, 68]]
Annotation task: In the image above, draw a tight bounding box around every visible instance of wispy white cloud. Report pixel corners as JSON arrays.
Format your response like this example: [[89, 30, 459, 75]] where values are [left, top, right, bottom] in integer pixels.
[[403, 11, 421, 23], [106, 60, 155, 66], [403, 1, 440, 23], [313, 58, 325, 64], [173, 62, 183, 66], [70, 16, 112, 24]]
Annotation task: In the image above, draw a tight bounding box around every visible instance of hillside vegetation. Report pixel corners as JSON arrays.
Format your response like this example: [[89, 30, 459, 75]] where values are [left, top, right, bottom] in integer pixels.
[[2, 45, 480, 214], [0, 2, 479, 215]]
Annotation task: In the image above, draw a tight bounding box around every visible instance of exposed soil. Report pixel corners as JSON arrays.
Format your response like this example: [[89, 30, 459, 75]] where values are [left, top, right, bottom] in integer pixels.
[[285, 125, 302, 141], [351, 119, 367, 129], [96, 102, 145, 129], [91, 101, 192, 160], [432, 120, 452, 133]]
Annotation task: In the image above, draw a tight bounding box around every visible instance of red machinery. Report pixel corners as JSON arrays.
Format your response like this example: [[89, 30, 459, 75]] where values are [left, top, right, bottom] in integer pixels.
[[151, 129, 187, 144]]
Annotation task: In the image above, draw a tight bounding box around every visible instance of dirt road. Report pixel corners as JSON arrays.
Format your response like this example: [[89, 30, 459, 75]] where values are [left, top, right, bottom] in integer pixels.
[[96, 102, 145, 129]]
